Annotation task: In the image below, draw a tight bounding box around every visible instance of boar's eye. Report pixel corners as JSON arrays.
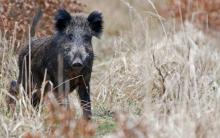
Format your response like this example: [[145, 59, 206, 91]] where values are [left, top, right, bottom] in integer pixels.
[[63, 44, 71, 51], [83, 35, 91, 42], [64, 47, 71, 52], [68, 34, 74, 41]]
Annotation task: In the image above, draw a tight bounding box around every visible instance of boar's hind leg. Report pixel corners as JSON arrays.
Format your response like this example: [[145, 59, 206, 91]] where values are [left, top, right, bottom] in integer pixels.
[[78, 84, 92, 120], [6, 80, 18, 111], [31, 83, 52, 109], [30, 73, 47, 108]]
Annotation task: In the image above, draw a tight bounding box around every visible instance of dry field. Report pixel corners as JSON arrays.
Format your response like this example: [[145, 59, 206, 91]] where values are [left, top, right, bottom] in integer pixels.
[[0, 0, 220, 137]]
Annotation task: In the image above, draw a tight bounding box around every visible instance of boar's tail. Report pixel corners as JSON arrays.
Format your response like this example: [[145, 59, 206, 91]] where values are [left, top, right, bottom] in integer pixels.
[[30, 8, 43, 37]]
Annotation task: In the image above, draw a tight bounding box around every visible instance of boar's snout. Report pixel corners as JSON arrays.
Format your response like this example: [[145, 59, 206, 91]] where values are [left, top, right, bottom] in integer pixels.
[[70, 57, 84, 72]]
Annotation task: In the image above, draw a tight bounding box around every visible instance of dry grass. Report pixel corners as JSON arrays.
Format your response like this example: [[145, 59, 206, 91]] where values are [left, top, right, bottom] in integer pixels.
[[104, 21, 220, 137], [1, 0, 220, 137]]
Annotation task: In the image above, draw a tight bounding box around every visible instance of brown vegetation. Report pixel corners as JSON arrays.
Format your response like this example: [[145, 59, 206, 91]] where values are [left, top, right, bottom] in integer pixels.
[[159, 0, 220, 32], [0, 0, 86, 41]]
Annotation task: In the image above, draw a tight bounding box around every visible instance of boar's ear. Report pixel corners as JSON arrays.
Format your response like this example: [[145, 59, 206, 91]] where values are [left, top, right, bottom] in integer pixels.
[[88, 11, 103, 38], [55, 9, 71, 32]]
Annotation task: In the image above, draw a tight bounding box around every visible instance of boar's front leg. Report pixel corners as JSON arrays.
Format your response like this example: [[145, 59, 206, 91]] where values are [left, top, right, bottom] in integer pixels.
[[78, 83, 92, 120]]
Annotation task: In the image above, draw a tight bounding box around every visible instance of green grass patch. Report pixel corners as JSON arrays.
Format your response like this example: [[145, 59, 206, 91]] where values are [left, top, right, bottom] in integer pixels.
[[94, 116, 117, 137]]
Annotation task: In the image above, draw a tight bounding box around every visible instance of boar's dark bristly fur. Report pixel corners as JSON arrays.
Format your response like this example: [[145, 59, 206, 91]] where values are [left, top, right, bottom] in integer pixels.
[[7, 9, 103, 120]]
